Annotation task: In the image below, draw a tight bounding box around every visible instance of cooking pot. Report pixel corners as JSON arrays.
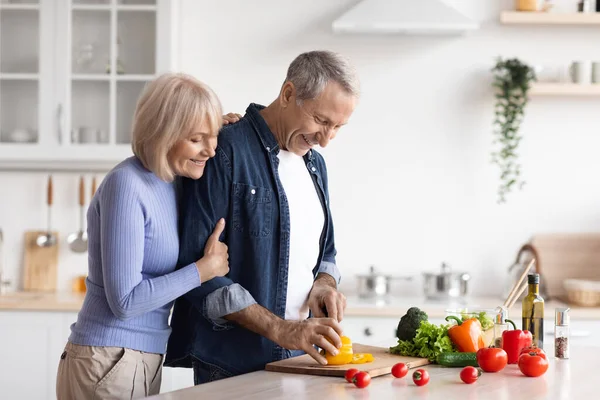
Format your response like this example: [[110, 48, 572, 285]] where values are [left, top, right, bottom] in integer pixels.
[[423, 263, 470, 301], [356, 265, 412, 299]]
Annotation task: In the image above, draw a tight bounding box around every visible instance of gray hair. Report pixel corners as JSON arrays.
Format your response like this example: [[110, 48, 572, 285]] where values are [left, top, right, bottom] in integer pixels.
[[285, 50, 360, 103]]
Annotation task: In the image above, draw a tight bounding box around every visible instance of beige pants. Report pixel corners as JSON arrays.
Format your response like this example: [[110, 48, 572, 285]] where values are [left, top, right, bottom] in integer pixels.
[[56, 342, 163, 400]]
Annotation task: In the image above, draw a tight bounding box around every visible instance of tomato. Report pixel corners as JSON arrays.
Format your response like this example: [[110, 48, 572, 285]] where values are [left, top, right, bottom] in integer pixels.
[[391, 363, 408, 378], [520, 346, 546, 357], [353, 371, 371, 388], [518, 352, 549, 377], [412, 369, 430, 386], [345, 368, 360, 383], [460, 366, 481, 384], [476, 347, 508, 373]]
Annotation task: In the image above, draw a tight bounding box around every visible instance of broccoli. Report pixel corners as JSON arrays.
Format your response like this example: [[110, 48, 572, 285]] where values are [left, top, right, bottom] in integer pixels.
[[396, 307, 428, 341]]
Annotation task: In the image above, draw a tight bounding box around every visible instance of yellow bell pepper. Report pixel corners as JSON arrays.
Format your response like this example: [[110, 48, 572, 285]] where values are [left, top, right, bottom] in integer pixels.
[[351, 353, 375, 364], [325, 336, 354, 365]]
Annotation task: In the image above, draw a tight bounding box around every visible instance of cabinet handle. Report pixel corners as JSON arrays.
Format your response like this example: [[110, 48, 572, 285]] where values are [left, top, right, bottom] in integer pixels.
[[56, 104, 63, 144], [364, 327, 372, 337]]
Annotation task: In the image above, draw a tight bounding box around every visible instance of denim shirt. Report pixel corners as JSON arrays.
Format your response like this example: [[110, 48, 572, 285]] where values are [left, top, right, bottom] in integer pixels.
[[164, 103, 340, 377]]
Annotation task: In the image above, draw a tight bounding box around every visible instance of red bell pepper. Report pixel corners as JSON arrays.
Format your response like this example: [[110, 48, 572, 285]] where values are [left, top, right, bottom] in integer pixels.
[[501, 319, 533, 364]]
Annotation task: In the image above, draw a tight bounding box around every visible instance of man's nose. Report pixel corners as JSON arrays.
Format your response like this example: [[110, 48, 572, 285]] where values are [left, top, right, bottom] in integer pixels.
[[318, 128, 334, 147]]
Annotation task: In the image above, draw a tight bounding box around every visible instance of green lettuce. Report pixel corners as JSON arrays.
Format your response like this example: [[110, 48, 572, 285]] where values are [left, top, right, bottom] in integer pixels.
[[461, 311, 494, 331], [390, 320, 456, 362]]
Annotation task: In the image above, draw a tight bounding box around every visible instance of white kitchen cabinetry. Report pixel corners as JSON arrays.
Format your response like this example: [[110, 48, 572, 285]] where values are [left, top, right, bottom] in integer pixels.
[[0, 0, 177, 171], [0, 310, 194, 399]]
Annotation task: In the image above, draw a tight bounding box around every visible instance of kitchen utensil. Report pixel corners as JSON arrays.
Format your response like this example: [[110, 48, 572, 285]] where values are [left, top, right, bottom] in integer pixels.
[[504, 258, 536, 309], [36, 176, 57, 247], [356, 265, 412, 299], [23, 230, 58, 292], [91, 176, 97, 197], [265, 344, 429, 378], [422, 263, 470, 301], [67, 176, 88, 253]]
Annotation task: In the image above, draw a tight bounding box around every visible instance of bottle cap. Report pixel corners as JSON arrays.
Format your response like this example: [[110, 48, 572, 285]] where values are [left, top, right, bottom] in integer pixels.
[[555, 307, 570, 325], [528, 273, 540, 284]]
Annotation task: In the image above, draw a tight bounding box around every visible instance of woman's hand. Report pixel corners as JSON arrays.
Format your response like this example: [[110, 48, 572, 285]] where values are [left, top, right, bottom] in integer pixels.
[[222, 113, 242, 125], [195, 218, 230, 282]]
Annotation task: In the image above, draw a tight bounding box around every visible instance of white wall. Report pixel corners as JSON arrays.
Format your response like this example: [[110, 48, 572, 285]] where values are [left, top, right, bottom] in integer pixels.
[[2, 0, 600, 297]]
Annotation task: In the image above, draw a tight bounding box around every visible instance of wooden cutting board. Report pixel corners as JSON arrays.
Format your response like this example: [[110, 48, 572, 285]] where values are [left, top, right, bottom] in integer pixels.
[[265, 344, 429, 378], [23, 231, 59, 292]]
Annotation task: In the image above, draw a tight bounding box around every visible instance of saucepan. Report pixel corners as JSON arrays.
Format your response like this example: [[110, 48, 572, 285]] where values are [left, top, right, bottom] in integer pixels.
[[422, 262, 470, 301], [356, 265, 413, 298]]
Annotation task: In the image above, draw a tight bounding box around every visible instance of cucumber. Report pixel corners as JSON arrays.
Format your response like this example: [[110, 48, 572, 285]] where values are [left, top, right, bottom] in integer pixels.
[[436, 352, 479, 367]]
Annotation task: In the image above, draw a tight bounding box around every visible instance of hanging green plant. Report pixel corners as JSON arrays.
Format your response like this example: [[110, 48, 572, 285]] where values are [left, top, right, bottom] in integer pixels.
[[491, 57, 536, 204]]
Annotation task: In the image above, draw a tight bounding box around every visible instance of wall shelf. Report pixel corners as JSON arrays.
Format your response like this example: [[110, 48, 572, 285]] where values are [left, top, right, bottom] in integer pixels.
[[530, 83, 600, 96], [501, 11, 600, 25]]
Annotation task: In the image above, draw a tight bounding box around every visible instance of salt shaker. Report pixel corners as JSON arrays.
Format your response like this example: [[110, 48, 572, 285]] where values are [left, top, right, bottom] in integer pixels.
[[554, 307, 570, 359], [494, 306, 508, 348]]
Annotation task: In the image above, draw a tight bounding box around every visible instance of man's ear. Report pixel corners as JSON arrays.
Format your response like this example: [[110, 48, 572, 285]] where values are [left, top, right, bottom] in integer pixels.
[[280, 81, 295, 108]]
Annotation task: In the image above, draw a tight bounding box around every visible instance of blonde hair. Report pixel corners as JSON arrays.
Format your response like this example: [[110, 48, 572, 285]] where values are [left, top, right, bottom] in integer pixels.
[[131, 72, 223, 182]]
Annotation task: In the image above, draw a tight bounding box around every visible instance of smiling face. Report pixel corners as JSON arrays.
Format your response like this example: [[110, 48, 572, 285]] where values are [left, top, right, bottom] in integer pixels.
[[167, 119, 218, 180], [281, 81, 357, 156]]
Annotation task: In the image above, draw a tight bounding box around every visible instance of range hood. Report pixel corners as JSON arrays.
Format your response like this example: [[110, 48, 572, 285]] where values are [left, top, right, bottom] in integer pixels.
[[332, 0, 479, 35]]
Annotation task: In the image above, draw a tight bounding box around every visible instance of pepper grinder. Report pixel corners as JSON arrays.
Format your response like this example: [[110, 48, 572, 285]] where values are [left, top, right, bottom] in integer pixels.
[[555, 307, 570, 359], [579, 0, 591, 12], [597, 0, 600, 12]]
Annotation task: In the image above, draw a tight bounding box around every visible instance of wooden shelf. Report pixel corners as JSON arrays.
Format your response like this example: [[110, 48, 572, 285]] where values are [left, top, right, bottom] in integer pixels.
[[501, 11, 600, 25], [530, 83, 600, 96]]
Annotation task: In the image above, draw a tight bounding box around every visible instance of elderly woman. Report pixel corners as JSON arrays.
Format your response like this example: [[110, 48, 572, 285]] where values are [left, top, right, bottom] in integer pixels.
[[56, 73, 237, 399]]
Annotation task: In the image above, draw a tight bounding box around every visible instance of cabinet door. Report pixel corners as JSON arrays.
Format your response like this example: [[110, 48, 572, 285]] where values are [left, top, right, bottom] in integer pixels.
[[0, 311, 72, 400], [342, 316, 399, 347], [0, 0, 175, 171], [0, 0, 54, 154]]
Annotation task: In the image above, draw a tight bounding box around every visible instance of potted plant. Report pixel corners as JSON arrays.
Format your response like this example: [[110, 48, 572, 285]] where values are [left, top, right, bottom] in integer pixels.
[[491, 57, 536, 204]]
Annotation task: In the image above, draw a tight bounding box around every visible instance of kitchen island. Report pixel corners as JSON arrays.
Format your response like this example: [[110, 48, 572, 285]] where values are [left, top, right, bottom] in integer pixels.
[[150, 346, 594, 400]]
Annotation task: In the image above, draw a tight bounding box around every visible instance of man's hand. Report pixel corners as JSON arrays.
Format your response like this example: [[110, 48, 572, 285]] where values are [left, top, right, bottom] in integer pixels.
[[307, 273, 347, 322], [274, 318, 343, 365]]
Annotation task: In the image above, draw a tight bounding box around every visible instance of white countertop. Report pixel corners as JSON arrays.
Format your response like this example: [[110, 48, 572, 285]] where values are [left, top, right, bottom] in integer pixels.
[[1, 291, 599, 320], [150, 345, 595, 400]]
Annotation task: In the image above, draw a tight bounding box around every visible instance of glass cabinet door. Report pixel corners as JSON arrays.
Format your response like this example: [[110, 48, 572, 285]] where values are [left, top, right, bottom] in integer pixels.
[[0, 0, 40, 145], [67, 0, 156, 148]]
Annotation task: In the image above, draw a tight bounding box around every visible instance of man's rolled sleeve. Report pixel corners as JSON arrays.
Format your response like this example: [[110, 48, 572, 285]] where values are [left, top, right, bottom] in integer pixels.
[[317, 261, 341, 286], [204, 283, 257, 328]]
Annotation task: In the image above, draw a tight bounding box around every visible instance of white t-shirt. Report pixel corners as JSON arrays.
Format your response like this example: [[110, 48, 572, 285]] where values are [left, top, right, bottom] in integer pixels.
[[277, 150, 325, 321]]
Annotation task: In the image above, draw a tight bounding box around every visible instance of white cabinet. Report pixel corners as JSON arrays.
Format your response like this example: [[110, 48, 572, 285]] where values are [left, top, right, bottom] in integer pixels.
[[0, 311, 76, 400], [0, 0, 177, 171], [0, 310, 194, 399]]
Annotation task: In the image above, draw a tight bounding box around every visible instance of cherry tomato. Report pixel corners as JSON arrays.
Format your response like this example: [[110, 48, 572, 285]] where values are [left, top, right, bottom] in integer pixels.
[[476, 347, 508, 373], [353, 371, 371, 388], [391, 363, 408, 378], [460, 366, 481, 384], [518, 352, 549, 377], [345, 368, 360, 383], [520, 346, 546, 357], [412, 369, 430, 386]]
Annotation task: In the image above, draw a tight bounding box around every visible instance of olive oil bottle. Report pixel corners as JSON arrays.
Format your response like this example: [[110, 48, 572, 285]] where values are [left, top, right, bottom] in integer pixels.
[[522, 273, 545, 349]]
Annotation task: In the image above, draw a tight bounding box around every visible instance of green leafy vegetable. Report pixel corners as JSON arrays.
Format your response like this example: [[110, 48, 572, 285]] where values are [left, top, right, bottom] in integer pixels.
[[460, 311, 494, 331], [396, 307, 429, 341], [390, 320, 456, 362]]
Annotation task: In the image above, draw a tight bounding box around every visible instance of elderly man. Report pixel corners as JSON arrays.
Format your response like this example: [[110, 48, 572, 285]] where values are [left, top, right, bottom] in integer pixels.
[[165, 50, 360, 384]]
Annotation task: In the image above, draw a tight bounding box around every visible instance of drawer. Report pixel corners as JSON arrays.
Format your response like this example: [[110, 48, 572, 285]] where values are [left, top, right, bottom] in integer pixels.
[[342, 316, 399, 347]]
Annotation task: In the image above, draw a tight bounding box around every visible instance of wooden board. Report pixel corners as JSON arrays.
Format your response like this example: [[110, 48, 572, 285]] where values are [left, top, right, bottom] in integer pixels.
[[527, 233, 600, 299], [23, 231, 59, 292], [265, 344, 429, 378]]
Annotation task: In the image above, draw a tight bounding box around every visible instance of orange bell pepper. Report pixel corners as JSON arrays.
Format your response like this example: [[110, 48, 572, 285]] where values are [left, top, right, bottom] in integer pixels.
[[445, 316, 485, 353]]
